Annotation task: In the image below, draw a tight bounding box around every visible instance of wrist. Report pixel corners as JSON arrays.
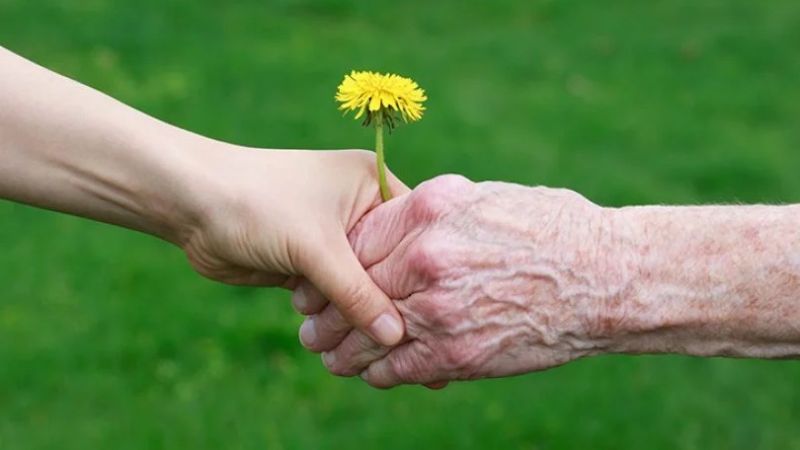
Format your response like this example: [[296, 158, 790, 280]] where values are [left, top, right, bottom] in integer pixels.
[[597, 205, 710, 355], [508, 188, 633, 358], [566, 204, 645, 357], [599, 204, 800, 358], [131, 130, 231, 246]]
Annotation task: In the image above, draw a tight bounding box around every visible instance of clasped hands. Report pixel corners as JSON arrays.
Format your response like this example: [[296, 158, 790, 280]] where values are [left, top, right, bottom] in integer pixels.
[[181, 147, 624, 389]]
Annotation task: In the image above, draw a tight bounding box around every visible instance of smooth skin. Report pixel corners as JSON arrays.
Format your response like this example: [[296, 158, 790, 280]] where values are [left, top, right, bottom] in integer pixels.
[[0, 46, 407, 347], [301, 175, 800, 388]]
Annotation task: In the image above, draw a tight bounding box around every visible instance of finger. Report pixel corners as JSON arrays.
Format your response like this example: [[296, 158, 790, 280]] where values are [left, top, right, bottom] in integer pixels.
[[424, 381, 449, 390], [348, 192, 414, 269], [302, 238, 428, 350], [291, 280, 328, 315], [360, 340, 439, 389], [298, 303, 351, 352], [321, 328, 391, 377], [364, 234, 430, 299], [300, 234, 405, 347]]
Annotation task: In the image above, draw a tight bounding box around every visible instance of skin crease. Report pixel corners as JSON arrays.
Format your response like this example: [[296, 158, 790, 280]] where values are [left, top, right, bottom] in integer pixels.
[[299, 175, 800, 389], [0, 46, 409, 347]]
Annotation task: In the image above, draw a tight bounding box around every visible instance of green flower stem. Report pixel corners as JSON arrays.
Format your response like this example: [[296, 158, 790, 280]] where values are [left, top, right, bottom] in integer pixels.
[[375, 115, 391, 201]]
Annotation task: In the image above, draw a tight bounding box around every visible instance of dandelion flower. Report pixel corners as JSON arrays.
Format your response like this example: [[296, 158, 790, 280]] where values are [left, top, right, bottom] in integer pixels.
[[335, 70, 427, 201]]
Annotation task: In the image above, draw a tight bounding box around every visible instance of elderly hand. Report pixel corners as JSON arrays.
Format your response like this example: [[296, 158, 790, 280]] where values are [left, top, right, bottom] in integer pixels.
[[297, 174, 632, 387]]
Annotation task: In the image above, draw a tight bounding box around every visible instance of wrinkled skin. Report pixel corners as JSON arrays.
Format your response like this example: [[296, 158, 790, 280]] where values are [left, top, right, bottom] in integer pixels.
[[297, 174, 631, 388]]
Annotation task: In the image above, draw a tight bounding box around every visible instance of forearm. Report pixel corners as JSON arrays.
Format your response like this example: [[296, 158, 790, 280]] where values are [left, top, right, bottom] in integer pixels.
[[0, 46, 215, 244], [607, 204, 800, 358]]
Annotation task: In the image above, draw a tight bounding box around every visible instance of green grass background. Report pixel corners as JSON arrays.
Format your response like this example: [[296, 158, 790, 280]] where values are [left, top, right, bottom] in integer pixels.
[[1, 0, 800, 448]]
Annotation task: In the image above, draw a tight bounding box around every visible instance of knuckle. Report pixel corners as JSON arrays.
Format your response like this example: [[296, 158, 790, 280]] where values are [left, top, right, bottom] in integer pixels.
[[316, 307, 349, 335], [334, 334, 378, 377], [389, 351, 427, 383], [292, 284, 324, 315], [325, 357, 351, 377], [407, 236, 449, 281], [410, 174, 470, 222], [409, 191, 444, 223]]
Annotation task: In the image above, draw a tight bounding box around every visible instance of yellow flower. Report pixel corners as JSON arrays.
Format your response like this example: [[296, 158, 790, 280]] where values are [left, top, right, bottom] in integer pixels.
[[334, 70, 426, 202], [335, 70, 427, 125]]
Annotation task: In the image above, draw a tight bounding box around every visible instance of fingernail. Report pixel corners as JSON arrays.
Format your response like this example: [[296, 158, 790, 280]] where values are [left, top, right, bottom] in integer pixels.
[[360, 370, 369, 381], [299, 317, 316, 347], [292, 285, 308, 312], [368, 313, 403, 346], [322, 352, 336, 368]]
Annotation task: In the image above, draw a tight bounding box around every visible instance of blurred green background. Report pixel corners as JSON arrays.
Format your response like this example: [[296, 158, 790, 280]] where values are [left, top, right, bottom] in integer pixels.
[[1, 0, 800, 448]]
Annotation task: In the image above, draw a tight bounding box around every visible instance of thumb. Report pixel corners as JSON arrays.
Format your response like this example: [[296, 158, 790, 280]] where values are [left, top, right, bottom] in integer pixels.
[[300, 233, 404, 347]]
